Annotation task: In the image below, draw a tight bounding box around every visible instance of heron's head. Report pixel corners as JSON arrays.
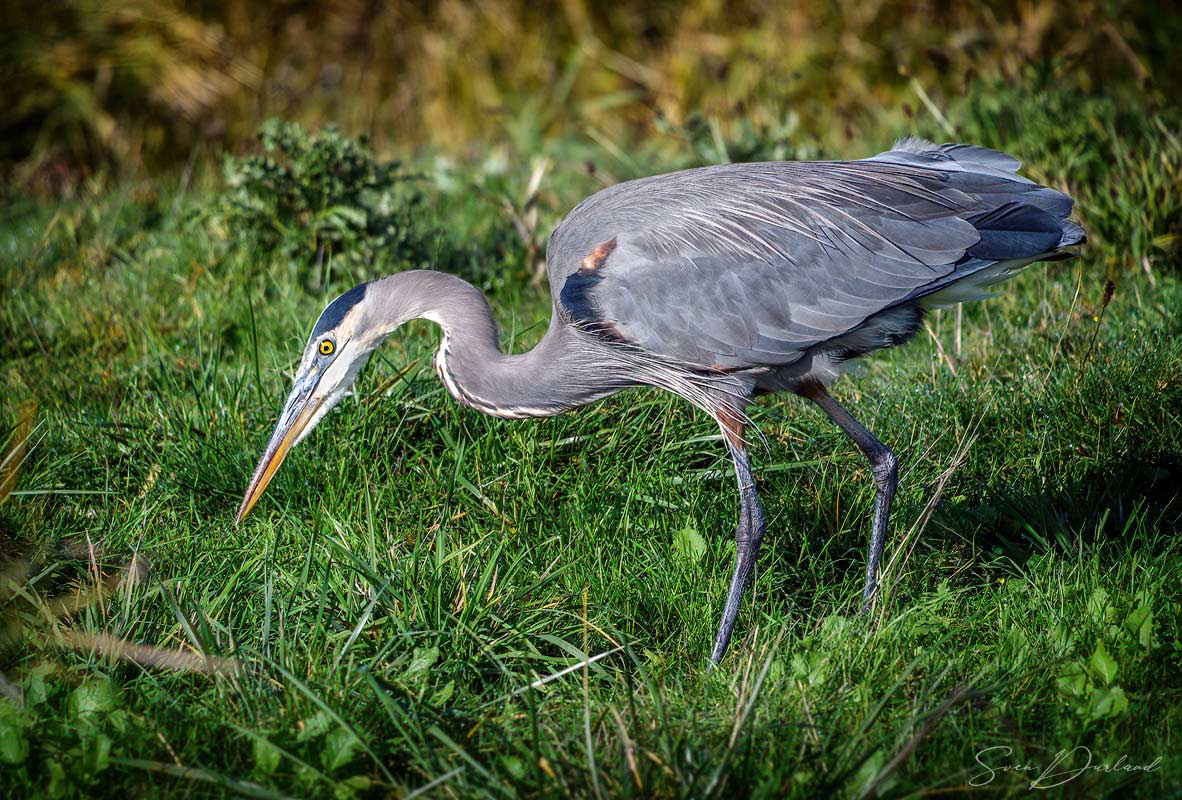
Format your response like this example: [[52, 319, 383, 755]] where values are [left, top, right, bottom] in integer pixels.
[[235, 282, 384, 524]]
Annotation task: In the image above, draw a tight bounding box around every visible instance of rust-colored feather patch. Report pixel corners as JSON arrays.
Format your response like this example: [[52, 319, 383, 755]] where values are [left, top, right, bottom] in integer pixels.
[[715, 406, 747, 448], [562, 237, 628, 343], [578, 237, 617, 273]]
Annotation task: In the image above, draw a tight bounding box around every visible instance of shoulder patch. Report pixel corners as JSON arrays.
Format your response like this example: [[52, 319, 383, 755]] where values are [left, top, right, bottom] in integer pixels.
[[560, 238, 626, 341]]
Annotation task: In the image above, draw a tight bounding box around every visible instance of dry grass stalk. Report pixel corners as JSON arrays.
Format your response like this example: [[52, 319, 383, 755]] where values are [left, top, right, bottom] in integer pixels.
[[0, 402, 37, 506], [61, 630, 243, 676], [877, 414, 982, 612]]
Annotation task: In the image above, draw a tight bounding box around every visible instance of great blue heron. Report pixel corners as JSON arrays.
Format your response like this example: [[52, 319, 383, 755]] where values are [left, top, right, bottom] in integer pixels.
[[235, 138, 1083, 663]]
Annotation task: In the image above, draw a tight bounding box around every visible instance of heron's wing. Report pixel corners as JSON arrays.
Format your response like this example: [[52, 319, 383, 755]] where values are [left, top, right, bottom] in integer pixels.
[[556, 141, 1080, 369]]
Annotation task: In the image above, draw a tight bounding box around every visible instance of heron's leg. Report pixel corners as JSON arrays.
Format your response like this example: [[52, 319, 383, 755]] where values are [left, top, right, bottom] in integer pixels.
[[710, 427, 767, 664], [799, 383, 898, 612]]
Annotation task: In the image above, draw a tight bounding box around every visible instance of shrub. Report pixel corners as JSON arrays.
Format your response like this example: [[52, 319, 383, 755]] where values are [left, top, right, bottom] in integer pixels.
[[204, 120, 433, 282]]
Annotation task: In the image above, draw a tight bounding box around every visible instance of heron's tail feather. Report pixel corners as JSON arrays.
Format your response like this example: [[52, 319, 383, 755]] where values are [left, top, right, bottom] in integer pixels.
[[915, 257, 1044, 307], [865, 139, 1087, 308], [908, 201, 1085, 309], [1059, 218, 1087, 249]]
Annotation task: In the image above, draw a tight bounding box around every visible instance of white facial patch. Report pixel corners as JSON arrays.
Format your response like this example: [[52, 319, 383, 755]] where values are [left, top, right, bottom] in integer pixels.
[[290, 302, 379, 443]]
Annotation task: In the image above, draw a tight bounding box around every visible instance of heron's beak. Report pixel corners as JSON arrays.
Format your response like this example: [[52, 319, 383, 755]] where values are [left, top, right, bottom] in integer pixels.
[[235, 377, 325, 525]]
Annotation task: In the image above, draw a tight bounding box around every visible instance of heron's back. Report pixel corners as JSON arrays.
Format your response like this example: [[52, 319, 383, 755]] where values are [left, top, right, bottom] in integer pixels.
[[546, 139, 1083, 374]]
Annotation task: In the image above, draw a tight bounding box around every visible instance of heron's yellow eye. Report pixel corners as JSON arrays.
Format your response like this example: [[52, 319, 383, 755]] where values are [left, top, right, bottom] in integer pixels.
[[318, 339, 335, 356]]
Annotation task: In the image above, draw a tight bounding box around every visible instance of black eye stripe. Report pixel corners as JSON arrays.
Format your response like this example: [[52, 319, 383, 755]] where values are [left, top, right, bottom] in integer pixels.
[[312, 283, 368, 340]]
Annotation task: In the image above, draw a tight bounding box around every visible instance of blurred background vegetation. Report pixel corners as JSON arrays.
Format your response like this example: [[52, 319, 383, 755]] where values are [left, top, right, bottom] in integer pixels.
[[3, 0, 1178, 188]]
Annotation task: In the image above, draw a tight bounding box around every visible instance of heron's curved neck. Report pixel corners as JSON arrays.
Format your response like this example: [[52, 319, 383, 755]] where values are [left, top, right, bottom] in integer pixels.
[[368, 271, 621, 418]]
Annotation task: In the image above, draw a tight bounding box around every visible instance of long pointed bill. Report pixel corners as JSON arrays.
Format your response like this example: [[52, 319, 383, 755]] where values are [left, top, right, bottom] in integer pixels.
[[235, 380, 325, 525]]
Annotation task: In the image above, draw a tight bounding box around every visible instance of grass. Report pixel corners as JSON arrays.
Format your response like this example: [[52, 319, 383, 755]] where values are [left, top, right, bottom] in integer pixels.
[[2, 86, 1182, 798]]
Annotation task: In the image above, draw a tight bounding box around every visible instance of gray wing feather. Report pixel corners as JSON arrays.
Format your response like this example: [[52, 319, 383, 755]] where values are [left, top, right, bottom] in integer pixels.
[[870, 138, 1024, 180], [551, 139, 1082, 369]]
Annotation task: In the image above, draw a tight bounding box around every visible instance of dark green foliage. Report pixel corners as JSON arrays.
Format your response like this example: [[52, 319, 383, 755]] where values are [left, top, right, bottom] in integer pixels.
[[205, 120, 432, 281]]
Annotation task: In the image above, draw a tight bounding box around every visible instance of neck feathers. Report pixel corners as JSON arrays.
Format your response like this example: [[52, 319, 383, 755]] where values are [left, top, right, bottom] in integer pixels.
[[367, 271, 627, 418]]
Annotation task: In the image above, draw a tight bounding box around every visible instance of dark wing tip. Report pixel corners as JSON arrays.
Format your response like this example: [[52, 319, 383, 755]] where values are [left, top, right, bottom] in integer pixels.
[[966, 202, 1083, 260]]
